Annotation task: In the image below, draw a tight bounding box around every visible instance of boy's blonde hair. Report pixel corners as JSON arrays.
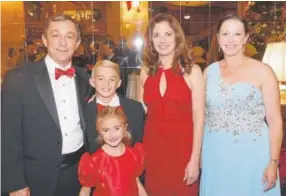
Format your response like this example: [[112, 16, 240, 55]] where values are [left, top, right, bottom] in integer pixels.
[[91, 60, 120, 79], [96, 106, 132, 146]]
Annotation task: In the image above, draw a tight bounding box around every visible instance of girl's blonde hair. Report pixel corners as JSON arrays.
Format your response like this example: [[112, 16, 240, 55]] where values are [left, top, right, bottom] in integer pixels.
[[91, 60, 120, 79], [96, 106, 132, 146]]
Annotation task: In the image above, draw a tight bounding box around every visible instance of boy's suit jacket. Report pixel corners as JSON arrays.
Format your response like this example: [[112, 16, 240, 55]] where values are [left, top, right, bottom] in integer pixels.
[[84, 94, 145, 153]]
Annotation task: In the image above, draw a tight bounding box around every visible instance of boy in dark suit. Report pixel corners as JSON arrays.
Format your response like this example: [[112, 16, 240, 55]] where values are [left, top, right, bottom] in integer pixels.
[[84, 59, 145, 154]]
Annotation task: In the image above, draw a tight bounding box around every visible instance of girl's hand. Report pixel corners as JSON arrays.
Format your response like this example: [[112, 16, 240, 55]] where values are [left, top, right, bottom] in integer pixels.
[[262, 162, 278, 192], [183, 159, 200, 186], [137, 178, 148, 196], [9, 187, 30, 196], [79, 186, 91, 196]]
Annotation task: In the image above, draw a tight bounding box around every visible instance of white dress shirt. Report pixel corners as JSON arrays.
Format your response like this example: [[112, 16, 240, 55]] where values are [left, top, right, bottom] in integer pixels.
[[96, 94, 120, 107], [107, 54, 115, 61], [45, 55, 84, 154]]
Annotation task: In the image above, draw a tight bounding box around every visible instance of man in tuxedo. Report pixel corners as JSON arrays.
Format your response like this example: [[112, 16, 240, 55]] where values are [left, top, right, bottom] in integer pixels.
[[1, 15, 91, 196]]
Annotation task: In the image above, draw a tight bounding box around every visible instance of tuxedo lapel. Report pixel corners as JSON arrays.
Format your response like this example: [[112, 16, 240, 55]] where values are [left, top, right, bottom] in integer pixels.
[[118, 94, 125, 108], [118, 95, 129, 120], [74, 68, 86, 131], [93, 96, 98, 117], [34, 61, 61, 130]]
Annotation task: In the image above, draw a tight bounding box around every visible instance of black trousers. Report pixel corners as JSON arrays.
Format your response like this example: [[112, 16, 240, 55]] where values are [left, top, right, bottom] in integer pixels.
[[1, 164, 82, 196], [54, 163, 81, 196]]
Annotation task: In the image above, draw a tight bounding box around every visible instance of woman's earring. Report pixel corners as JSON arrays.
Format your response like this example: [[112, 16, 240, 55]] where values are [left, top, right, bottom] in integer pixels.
[[218, 46, 221, 52]]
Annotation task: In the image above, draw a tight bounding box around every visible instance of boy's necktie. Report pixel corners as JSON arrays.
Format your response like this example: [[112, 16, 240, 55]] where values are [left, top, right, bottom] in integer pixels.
[[97, 104, 123, 111]]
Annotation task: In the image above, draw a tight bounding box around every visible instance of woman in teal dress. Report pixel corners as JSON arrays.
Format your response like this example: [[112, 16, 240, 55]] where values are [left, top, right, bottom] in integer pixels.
[[200, 13, 283, 196]]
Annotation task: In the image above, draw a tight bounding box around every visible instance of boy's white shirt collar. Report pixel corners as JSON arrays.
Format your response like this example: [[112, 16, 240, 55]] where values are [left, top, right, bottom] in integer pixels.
[[96, 94, 120, 107]]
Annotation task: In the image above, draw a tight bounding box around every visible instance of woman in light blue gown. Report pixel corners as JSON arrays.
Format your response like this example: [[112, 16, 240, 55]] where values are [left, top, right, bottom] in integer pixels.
[[200, 13, 283, 196]]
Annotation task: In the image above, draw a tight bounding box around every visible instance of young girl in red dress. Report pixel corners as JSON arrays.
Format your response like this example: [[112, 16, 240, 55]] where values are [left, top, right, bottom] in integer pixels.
[[78, 107, 147, 196]]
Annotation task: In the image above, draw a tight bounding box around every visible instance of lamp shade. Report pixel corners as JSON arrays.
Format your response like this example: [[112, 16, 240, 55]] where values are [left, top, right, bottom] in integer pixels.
[[262, 42, 286, 81]]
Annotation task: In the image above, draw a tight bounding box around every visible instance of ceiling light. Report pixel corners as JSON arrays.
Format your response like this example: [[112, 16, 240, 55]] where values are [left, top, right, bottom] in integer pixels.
[[184, 14, 191, 20]]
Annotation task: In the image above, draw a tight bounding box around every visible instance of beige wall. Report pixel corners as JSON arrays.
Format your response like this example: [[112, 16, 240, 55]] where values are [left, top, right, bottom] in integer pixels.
[[120, 1, 149, 48], [0, 1, 150, 78], [1, 1, 26, 78], [105, 1, 149, 46], [106, 2, 121, 44]]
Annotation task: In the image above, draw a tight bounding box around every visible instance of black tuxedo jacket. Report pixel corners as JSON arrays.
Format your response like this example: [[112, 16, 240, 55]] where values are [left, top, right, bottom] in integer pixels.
[[84, 94, 145, 153], [1, 60, 91, 195]]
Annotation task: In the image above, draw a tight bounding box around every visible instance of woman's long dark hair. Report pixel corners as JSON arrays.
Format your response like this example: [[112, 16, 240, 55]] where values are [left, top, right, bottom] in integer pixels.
[[142, 13, 193, 76]]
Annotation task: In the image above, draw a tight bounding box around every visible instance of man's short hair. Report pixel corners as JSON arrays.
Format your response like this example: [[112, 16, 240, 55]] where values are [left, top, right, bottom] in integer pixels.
[[43, 14, 81, 41]]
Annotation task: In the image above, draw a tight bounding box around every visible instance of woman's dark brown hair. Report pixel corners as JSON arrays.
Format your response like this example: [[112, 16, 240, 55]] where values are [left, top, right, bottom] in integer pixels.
[[217, 12, 249, 35], [142, 13, 193, 76]]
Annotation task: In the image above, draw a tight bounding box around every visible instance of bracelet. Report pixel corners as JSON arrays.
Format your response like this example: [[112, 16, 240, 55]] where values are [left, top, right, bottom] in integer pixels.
[[270, 159, 279, 165]]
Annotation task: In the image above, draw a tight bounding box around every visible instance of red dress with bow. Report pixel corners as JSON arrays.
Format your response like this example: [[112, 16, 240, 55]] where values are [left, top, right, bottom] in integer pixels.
[[143, 67, 198, 196], [78, 143, 145, 196]]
